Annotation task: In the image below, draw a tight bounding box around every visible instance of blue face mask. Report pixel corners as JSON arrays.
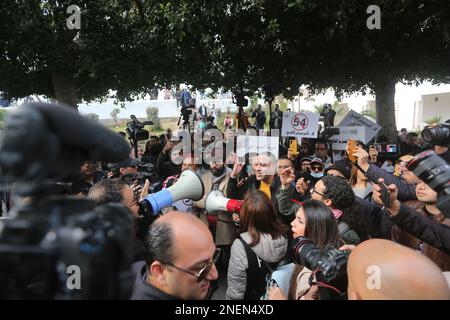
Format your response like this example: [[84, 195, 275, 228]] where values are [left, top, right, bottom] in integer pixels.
[[310, 171, 324, 178]]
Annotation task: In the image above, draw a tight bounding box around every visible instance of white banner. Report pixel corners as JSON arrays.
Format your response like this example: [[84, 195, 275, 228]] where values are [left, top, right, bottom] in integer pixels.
[[329, 126, 366, 151], [281, 111, 320, 138], [236, 135, 279, 160], [338, 110, 381, 143]]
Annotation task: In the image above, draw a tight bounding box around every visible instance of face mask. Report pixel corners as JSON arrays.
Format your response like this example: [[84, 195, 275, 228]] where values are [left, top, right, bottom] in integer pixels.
[[310, 171, 324, 178]]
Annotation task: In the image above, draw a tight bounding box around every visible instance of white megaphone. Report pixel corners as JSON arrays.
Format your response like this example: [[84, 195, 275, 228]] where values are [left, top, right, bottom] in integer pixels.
[[205, 190, 242, 216], [140, 170, 204, 215]]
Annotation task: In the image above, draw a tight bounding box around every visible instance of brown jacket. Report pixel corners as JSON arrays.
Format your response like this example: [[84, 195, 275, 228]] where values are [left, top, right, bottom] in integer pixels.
[[194, 171, 237, 246], [392, 200, 450, 271]]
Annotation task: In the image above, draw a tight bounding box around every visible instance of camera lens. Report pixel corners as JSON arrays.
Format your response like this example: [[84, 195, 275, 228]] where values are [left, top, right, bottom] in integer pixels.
[[421, 124, 450, 146], [407, 150, 450, 215], [292, 236, 322, 269], [407, 150, 450, 190]]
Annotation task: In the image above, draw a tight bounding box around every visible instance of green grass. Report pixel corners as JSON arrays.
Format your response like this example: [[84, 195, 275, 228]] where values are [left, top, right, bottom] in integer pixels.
[[106, 117, 179, 136]]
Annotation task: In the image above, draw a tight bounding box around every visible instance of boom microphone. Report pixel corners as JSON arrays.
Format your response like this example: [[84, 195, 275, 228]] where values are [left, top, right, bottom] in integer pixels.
[[0, 103, 130, 181], [205, 190, 242, 215], [139, 170, 204, 216]]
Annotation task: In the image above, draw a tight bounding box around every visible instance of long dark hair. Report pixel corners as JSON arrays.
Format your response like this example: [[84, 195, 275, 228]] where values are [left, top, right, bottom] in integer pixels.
[[288, 200, 339, 299], [301, 200, 340, 249], [239, 190, 288, 246]]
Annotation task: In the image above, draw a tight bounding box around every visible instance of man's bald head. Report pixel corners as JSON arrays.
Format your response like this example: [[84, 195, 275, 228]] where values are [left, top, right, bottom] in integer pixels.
[[347, 239, 450, 300], [144, 211, 214, 266], [144, 211, 218, 300]]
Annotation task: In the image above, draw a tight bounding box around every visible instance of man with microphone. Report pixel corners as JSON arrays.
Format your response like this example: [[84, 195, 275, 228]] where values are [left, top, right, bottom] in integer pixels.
[[194, 147, 236, 271]]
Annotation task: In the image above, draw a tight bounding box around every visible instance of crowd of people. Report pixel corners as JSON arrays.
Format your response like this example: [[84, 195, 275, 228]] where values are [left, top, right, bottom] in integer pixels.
[[1, 101, 450, 301]]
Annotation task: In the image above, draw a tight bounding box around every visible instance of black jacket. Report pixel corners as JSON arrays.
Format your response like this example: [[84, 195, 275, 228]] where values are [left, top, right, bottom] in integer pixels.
[[156, 152, 181, 180], [355, 197, 394, 239], [130, 265, 180, 300], [365, 163, 416, 202], [227, 174, 294, 225], [389, 204, 450, 255]]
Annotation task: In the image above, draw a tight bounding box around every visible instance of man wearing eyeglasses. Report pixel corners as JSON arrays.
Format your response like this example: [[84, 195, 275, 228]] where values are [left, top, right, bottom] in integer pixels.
[[131, 211, 219, 300]]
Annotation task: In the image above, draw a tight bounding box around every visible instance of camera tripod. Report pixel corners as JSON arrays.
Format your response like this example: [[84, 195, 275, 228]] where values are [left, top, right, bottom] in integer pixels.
[[177, 106, 193, 132]]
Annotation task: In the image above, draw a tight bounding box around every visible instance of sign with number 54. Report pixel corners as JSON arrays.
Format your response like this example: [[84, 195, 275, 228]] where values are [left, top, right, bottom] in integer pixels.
[[281, 111, 320, 138]]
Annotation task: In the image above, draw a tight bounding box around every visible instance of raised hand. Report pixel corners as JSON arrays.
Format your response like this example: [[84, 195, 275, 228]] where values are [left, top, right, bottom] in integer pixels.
[[230, 152, 244, 179], [280, 167, 296, 189], [295, 177, 310, 195]]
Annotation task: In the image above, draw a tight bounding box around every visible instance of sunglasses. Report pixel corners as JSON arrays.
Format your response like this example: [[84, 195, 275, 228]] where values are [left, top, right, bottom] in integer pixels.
[[162, 248, 221, 282], [310, 166, 324, 171], [315, 147, 326, 151]]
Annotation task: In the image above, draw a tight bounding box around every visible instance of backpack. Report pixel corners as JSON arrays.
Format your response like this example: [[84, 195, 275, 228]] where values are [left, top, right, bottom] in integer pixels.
[[238, 237, 293, 300]]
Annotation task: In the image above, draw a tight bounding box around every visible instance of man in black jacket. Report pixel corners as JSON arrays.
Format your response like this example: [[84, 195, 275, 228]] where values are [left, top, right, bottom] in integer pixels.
[[131, 211, 219, 300], [227, 153, 282, 209]]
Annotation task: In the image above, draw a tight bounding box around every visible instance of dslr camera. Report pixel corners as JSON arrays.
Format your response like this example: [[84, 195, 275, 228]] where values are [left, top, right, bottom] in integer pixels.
[[292, 236, 349, 299]]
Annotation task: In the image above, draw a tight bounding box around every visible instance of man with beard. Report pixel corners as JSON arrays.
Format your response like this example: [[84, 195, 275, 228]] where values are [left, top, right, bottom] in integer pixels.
[[194, 150, 235, 271], [141, 136, 162, 166]]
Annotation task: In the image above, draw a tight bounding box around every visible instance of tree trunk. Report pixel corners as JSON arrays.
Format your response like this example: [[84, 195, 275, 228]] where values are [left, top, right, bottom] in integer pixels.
[[374, 79, 397, 143], [51, 71, 78, 109]]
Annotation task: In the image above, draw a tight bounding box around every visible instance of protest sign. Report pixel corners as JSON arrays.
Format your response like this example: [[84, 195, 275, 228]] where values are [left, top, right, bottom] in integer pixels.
[[282, 111, 320, 138], [329, 126, 366, 151], [338, 110, 381, 143]]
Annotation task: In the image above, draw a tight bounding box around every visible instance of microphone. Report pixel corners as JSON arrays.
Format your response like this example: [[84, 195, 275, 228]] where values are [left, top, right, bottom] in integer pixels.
[[0, 102, 130, 181]]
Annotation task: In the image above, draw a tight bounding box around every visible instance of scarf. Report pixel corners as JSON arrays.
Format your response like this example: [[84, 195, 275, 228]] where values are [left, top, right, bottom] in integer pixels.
[[331, 207, 343, 220]]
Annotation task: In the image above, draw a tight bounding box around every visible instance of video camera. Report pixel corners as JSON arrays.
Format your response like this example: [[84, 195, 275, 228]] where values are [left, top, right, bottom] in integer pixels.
[[0, 103, 134, 299], [126, 115, 153, 142], [292, 236, 349, 299], [126, 115, 153, 158], [407, 150, 450, 217]]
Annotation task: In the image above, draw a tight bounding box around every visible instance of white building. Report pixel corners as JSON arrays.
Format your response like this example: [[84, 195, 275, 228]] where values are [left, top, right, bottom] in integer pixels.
[[292, 81, 450, 130]]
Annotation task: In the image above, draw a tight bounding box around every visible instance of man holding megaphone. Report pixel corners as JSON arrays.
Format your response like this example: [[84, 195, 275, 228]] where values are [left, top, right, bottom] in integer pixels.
[[194, 155, 238, 271]]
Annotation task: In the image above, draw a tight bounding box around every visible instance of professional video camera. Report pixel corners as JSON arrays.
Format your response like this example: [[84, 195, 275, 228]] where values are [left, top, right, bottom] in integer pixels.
[[177, 106, 193, 131], [292, 236, 349, 299], [407, 150, 450, 217], [126, 115, 153, 158], [421, 122, 450, 147], [0, 103, 134, 299]]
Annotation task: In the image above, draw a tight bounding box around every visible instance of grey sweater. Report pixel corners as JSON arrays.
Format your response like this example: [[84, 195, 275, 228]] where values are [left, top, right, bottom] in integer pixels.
[[226, 232, 288, 300]]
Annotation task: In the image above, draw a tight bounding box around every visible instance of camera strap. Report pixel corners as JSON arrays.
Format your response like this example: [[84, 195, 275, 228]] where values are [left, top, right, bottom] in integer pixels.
[[349, 160, 367, 175]]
